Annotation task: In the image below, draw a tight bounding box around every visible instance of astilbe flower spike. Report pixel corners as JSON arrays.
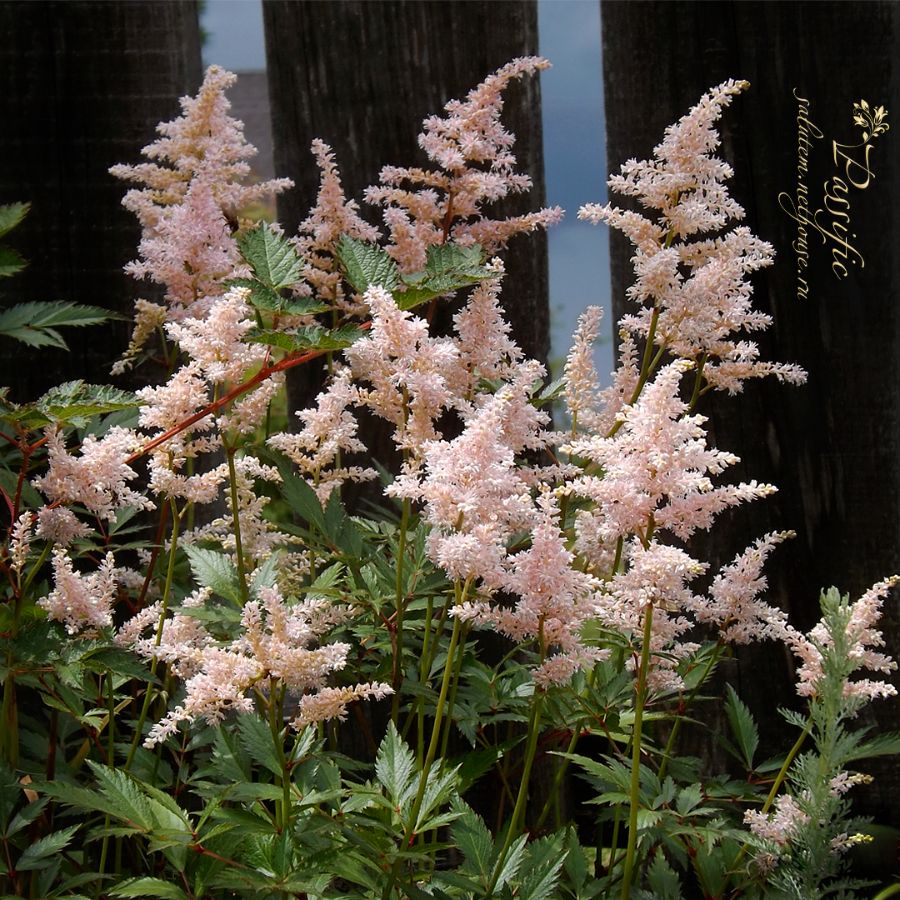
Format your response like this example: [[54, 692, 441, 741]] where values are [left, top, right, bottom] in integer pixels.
[[578, 79, 806, 394], [365, 56, 563, 272], [111, 65, 291, 322], [120, 584, 392, 747]]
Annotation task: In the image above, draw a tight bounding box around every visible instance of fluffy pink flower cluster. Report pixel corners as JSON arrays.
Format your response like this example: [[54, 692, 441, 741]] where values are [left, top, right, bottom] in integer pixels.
[[783, 577, 900, 702], [119, 584, 392, 747], [294, 139, 381, 312], [744, 794, 810, 847], [365, 56, 563, 272], [579, 80, 806, 394], [34, 427, 153, 525], [111, 65, 291, 322], [38, 550, 117, 635]]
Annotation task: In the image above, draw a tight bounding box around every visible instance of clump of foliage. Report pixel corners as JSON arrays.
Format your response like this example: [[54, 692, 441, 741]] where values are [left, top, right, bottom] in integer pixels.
[[0, 62, 896, 900]]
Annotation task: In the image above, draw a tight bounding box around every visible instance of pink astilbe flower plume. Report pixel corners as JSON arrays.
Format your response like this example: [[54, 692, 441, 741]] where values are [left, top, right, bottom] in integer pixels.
[[389, 387, 533, 589], [294, 140, 381, 312], [579, 80, 806, 394], [365, 57, 563, 271], [123, 584, 391, 747], [111, 66, 291, 319], [783, 577, 900, 703], [563, 360, 777, 565], [483, 490, 606, 687], [346, 286, 462, 454], [268, 368, 377, 504], [39, 550, 118, 636], [34, 427, 154, 522], [689, 531, 794, 644]]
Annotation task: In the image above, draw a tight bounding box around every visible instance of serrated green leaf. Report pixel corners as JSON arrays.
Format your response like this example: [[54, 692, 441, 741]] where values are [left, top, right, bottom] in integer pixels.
[[0, 245, 26, 279], [375, 721, 417, 807], [238, 223, 303, 290], [0, 202, 29, 240], [21, 381, 138, 428], [675, 783, 704, 816], [246, 324, 364, 353], [724, 684, 759, 770], [87, 761, 154, 831], [0, 302, 117, 349], [235, 714, 282, 779], [335, 234, 400, 294], [452, 802, 495, 881], [109, 878, 190, 900], [493, 833, 527, 890], [183, 545, 242, 605], [15, 823, 80, 870], [230, 277, 329, 316], [646, 850, 682, 898], [394, 242, 491, 310], [845, 730, 900, 762], [272, 466, 325, 531], [517, 832, 568, 900]]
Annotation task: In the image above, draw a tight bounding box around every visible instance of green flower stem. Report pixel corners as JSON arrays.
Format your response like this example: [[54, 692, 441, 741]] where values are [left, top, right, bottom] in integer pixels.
[[19, 541, 51, 599], [687, 352, 708, 413], [225, 444, 249, 606], [415, 593, 436, 764], [620, 603, 655, 900], [383, 581, 469, 900], [125, 500, 181, 770], [438, 623, 470, 770], [391, 498, 411, 723], [762, 716, 812, 815], [97, 672, 117, 884], [269, 679, 291, 833], [403, 593, 451, 744], [486, 689, 545, 897]]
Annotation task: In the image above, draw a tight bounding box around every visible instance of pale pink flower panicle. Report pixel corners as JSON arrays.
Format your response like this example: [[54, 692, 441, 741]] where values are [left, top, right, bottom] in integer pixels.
[[690, 531, 794, 644], [784, 577, 900, 703], [744, 794, 810, 847], [111, 65, 291, 316], [294, 140, 381, 312], [132, 584, 391, 747], [39, 550, 118, 636], [268, 368, 377, 504], [563, 361, 777, 567], [579, 80, 806, 395], [33, 427, 154, 523], [346, 286, 462, 454], [365, 57, 562, 271]]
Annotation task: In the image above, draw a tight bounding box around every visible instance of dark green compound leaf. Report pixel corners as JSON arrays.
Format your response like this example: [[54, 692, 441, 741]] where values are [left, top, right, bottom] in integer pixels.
[[14, 824, 81, 871], [245, 324, 365, 353], [375, 722, 417, 807], [335, 234, 401, 294], [237, 222, 303, 290], [0, 245, 26, 279], [109, 878, 190, 900], [724, 684, 759, 770], [0, 302, 117, 350], [517, 831, 568, 900], [228, 277, 329, 316], [183, 545, 243, 605], [10, 381, 138, 429], [394, 243, 493, 310], [0, 201, 29, 240]]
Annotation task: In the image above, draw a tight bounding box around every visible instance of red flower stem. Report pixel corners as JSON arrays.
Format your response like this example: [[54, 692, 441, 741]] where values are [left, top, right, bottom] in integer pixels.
[[125, 322, 371, 466]]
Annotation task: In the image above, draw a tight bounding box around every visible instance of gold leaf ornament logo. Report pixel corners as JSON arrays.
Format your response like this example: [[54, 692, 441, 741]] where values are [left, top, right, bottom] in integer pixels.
[[852, 99, 889, 143]]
